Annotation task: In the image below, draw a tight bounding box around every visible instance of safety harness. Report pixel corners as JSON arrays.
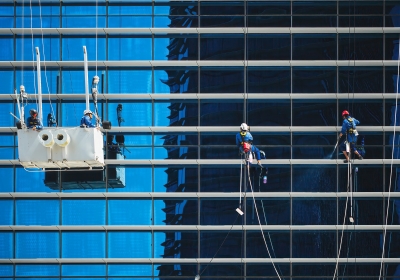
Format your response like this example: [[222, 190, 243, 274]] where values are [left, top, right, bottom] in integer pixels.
[[240, 131, 251, 153]]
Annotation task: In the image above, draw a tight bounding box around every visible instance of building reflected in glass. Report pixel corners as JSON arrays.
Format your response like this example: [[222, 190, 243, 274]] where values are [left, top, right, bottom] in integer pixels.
[[0, 1, 399, 279]]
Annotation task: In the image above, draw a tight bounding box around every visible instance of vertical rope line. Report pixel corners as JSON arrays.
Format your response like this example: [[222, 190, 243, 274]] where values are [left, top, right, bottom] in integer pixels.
[[29, 0, 38, 111], [378, 33, 400, 280]]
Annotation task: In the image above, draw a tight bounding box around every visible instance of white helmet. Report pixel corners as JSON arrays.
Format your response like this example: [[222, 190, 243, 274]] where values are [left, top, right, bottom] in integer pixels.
[[84, 109, 93, 115], [240, 123, 249, 131]]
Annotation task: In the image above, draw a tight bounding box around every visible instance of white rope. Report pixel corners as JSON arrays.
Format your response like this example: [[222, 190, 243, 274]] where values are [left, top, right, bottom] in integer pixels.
[[378, 35, 400, 280], [332, 152, 352, 279], [37, 0, 56, 121], [247, 164, 282, 280], [29, 0, 38, 112], [95, 0, 98, 74]]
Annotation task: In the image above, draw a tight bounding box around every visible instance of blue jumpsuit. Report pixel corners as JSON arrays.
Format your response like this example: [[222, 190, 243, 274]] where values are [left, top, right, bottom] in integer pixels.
[[235, 131, 262, 161], [26, 116, 43, 130], [340, 116, 360, 153], [80, 115, 96, 128]]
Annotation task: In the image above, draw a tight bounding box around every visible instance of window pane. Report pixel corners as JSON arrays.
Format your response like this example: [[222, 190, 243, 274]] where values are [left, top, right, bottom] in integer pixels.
[[62, 199, 105, 225], [16, 232, 59, 258], [108, 232, 151, 258], [16, 199, 59, 226], [62, 232, 105, 258]]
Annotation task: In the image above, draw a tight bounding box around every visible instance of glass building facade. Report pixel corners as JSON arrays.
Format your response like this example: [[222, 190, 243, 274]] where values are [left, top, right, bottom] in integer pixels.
[[0, 0, 400, 279]]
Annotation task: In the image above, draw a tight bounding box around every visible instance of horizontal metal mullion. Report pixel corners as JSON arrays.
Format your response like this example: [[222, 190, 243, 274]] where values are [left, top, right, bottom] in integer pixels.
[[0, 257, 399, 264], [4, 60, 400, 68], [1, 126, 400, 133], [3, 27, 400, 35], [1, 225, 400, 231], [2, 159, 400, 167], [1, 93, 398, 101], [1, 192, 400, 199]]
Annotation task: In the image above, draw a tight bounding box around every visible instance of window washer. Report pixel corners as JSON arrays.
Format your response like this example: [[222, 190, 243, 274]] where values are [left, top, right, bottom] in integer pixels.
[[26, 109, 43, 131], [339, 110, 363, 163], [236, 123, 265, 167], [80, 110, 96, 128]]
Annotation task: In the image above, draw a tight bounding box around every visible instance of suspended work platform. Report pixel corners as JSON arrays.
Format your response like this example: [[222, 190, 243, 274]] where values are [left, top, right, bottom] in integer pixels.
[[18, 127, 104, 169]]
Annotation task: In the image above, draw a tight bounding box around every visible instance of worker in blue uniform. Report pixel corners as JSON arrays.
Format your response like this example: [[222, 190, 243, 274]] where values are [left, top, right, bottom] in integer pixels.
[[26, 109, 43, 131], [236, 123, 264, 167], [339, 110, 363, 163], [80, 109, 96, 128]]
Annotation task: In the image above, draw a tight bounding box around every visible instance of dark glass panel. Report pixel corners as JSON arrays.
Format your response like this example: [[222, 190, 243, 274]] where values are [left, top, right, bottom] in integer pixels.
[[200, 99, 242, 125], [292, 231, 336, 257], [248, 35, 291, 60], [293, 67, 337, 93], [338, 67, 383, 93], [293, 166, 337, 192], [293, 34, 336, 60], [246, 231, 290, 258], [292, 100, 337, 126], [293, 199, 337, 225], [339, 34, 383, 60], [245, 198, 290, 225]]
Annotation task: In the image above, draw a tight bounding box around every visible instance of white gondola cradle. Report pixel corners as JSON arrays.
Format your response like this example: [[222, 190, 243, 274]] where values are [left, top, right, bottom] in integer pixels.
[[16, 46, 110, 170]]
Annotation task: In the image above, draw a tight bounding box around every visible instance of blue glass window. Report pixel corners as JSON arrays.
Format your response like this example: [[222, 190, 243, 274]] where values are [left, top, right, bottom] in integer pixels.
[[62, 37, 106, 61], [62, 199, 105, 225], [16, 199, 59, 226], [16, 232, 59, 258], [0, 36, 13, 61], [62, 232, 105, 258], [108, 264, 152, 277], [108, 199, 151, 225], [16, 264, 59, 276], [0, 199, 13, 225], [108, 232, 151, 258], [62, 264, 105, 276], [0, 232, 13, 258]]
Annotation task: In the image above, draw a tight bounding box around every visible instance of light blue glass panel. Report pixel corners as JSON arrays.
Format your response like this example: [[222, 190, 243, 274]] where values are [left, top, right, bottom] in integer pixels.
[[153, 232, 166, 258], [16, 200, 59, 226], [59, 103, 103, 127], [0, 134, 14, 146], [109, 167, 151, 192], [124, 147, 152, 159], [0, 168, 13, 192], [154, 167, 168, 192], [0, 265, 13, 276], [106, 103, 151, 126], [108, 16, 152, 28], [62, 232, 105, 258], [108, 37, 151, 60], [0, 17, 13, 28], [0, 148, 13, 159], [108, 5, 152, 15], [0, 36, 13, 61], [62, 5, 105, 16], [15, 168, 53, 192], [61, 264, 105, 276], [62, 38, 106, 61], [108, 264, 152, 276], [154, 16, 173, 28], [154, 6, 170, 15], [0, 200, 13, 225], [154, 147, 168, 159], [0, 103, 14, 127], [154, 38, 170, 60], [16, 232, 59, 258], [0, 70, 13, 94], [0, 6, 13, 15], [62, 17, 106, 28], [0, 233, 13, 258], [62, 199, 105, 225], [154, 70, 171, 93], [16, 265, 59, 276], [16, 16, 59, 28], [154, 102, 171, 126], [16, 37, 60, 61], [61, 70, 104, 94], [62, 278, 105, 280], [108, 232, 151, 258], [16, 69, 59, 96], [154, 200, 166, 225], [17, 5, 60, 16], [108, 70, 152, 93], [108, 199, 151, 225]]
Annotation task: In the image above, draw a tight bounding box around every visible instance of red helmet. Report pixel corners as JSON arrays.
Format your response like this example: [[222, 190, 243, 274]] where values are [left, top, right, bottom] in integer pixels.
[[342, 110, 349, 117]]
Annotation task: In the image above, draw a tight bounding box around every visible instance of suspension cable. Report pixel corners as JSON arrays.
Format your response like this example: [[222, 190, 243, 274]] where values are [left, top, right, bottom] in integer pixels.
[[247, 165, 282, 280], [378, 33, 400, 280]]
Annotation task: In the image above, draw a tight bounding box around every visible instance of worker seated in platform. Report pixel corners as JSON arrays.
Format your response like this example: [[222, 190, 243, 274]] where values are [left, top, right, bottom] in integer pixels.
[[80, 110, 96, 128], [26, 109, 43, 131]]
